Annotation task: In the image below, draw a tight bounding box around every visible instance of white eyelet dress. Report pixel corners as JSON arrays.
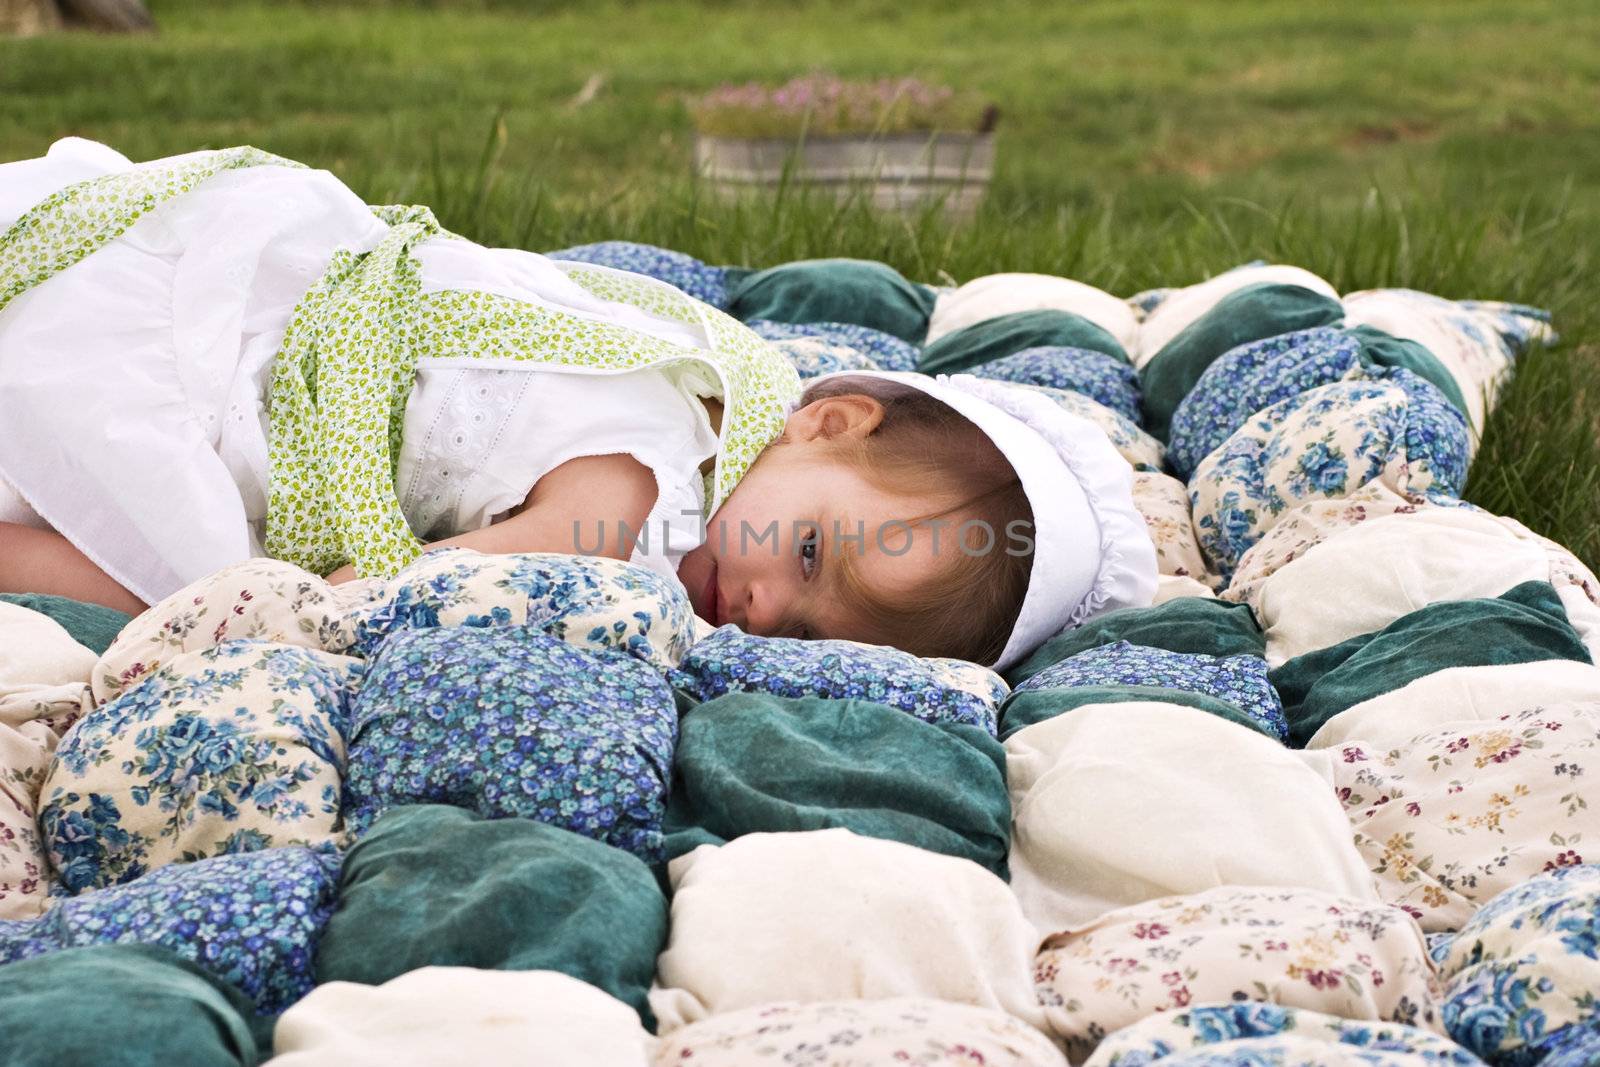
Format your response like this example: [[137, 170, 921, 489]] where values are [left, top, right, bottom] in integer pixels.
[[0, 140, 725, 603]]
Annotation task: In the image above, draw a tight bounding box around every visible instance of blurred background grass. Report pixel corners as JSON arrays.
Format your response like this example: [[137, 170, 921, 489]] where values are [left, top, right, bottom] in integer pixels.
[[3, 0, 1597, 566]]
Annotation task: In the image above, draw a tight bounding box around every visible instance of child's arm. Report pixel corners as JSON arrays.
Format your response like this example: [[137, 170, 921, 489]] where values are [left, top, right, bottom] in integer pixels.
[[0, 452, 657, 610], [324, 452, 658, 584], [0, 521, 150, 615]]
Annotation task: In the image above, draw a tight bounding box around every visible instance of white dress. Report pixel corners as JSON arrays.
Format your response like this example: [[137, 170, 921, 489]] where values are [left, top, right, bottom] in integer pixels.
[[0, 139, 720, 604]]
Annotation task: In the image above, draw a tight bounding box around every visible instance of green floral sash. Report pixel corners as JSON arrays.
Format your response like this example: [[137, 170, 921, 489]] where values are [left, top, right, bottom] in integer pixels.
[[0, 147, 801, 579]]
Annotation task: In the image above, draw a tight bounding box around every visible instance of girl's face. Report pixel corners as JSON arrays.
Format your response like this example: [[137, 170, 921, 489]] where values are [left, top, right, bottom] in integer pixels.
[[675, 395, 951, 645]]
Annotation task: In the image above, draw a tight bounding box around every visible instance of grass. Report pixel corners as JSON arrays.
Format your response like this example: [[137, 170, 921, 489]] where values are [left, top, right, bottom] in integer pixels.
[[3, 0, 1597, 569]]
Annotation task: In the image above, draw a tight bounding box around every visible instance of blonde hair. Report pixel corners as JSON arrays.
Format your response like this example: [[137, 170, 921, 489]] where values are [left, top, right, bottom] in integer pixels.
[[791, 375, 1034, 665]]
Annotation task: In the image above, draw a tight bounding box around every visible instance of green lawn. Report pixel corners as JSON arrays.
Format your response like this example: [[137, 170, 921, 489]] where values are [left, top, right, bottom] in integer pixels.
[[4, 0, 1597, 567]]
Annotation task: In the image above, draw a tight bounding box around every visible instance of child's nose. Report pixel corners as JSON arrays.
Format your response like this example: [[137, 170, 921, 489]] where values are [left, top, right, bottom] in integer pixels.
[[739, 575, 786, 637]]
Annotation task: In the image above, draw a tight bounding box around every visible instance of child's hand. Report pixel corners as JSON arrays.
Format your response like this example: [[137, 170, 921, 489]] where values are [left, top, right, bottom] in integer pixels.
[[323, 563, 359, 585]]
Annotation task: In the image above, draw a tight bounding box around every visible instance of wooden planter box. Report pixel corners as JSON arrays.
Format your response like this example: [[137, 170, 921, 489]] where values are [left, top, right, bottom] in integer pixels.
[[695, 131, 995, 217]]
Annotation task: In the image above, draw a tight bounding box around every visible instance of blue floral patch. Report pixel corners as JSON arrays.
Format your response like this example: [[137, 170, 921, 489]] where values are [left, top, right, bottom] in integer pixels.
[[1167, 327, 1365, 481], [1128, 287, 1177, 320], [1440, 864, 1600, 1065], [1371, 288, 1553, 364], [343, 562, 511, 660], [344, 551, 695, 669], [1186, 1002, 1297, 1044], [542, 240, 730, 308], [768, 337, 883, 379], [1356, 370, 1468, 492], [1427, 931, 1456, 968], [747, 319, 921, 372], [667, 626, 1002, 734], [970, 345, 1143, 423], [40, 642, 358, 894], [1190, 370, 1469, 579], [1519, 1020, 1600, 1067], [1011, 640, 1287, 742], [1096, 1002, 1484, 1066], [0, 845, 340, 1015], [344, 625, 677, 860], [1455, 299, 1556, 355]]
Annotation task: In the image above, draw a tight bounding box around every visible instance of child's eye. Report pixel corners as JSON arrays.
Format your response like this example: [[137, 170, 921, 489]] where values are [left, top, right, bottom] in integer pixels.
[[798, 529, 819, 580]]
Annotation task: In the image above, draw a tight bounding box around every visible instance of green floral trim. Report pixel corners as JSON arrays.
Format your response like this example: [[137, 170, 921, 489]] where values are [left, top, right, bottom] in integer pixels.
[[265, 211, 447, 576], [562, 264, 705, 327]]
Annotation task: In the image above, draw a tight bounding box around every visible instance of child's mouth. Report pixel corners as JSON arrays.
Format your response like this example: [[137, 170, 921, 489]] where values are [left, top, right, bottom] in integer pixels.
[[702, 559, 722, 626]]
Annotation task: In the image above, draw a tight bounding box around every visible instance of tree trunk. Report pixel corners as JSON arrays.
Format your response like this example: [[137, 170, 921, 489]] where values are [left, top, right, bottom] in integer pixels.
[[56, 0, 154, 32], [0, 0, 62, 36]]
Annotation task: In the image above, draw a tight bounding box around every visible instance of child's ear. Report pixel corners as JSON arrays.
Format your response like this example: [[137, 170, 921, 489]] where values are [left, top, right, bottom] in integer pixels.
[[789, 394, 884, 442]]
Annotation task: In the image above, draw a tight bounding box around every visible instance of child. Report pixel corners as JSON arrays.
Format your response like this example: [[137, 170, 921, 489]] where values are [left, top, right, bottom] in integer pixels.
[[0, 139, 1157, 670]]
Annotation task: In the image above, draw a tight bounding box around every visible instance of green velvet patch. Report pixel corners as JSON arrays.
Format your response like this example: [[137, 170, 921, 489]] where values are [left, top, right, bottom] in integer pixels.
[[0, 944, 265, 1066], [918, 308, 1129, 375], [999, 683, 1273, 742], [661, 693, 1010, 879], [1348, 324, 1470, 415], [316, 805, 667, 1030], [1141, 282, 1345, 441], [1004, 597, 1265, 689], [0, 592, 133, 655], [1270, 580, 1594, 747], [724, 257, 938, 343]]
